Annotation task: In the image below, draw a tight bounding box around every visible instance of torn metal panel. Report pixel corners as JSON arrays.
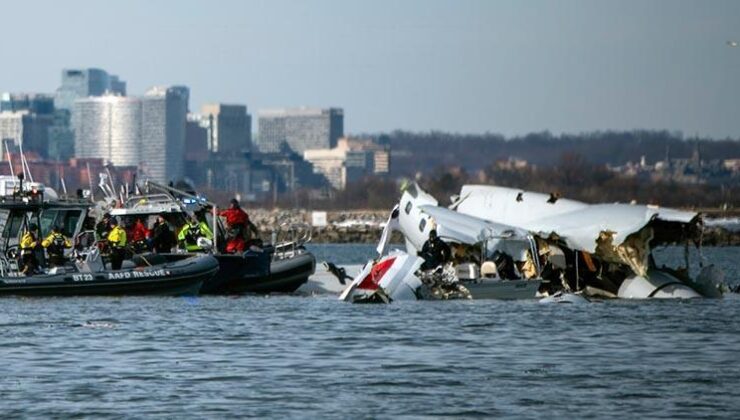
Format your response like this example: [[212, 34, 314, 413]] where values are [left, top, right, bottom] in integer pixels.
[[376, 205, 401, 257], [524, 204, 698, 253], [457, 184, 699, 254], [416, 204, 535, 267], [457, 185, 589, 226], [418, 204, 529, 245], [595, 228, 653, 277], [339, 252, 423, 303]]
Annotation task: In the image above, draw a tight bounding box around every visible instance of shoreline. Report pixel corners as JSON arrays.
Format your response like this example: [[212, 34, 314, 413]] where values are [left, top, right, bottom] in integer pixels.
[[250, 208, 740, 246]]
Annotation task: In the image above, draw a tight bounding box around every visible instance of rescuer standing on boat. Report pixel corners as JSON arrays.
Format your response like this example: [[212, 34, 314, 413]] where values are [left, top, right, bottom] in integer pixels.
[[178, 216, 214, 252], [108, 218, 127, 270], [96, 213, 112, 239], [130, 217, 150, 252], [42, 225, 72, 268], [419, 229, 451, 270], [151, 215, 176, 253], [219, 198, 259, 244], [20, 223, 41, 274]]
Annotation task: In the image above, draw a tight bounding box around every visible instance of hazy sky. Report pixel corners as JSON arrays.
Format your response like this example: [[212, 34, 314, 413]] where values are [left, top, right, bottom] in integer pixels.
[[2, 0, 739, 138]]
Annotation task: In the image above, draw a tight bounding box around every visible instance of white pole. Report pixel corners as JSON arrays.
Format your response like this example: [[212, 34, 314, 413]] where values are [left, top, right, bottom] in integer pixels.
[[212, 205, 218, 252], [4, 140, 15, 180], [86, 162, 95, 201], [575, 251, 580, 291]]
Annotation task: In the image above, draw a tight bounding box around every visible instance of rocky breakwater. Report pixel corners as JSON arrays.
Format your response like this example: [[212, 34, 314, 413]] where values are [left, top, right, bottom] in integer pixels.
[[702, 217, 740, 246], [246, 209, 740, 246], [248, 209, 399, 244]]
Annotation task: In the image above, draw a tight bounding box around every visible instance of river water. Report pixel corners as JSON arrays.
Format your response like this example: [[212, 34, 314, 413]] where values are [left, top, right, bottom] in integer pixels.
[[1, 245, 739, 418]]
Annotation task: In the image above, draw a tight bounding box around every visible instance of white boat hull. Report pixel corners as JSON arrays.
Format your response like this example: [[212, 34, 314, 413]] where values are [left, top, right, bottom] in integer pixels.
[[617, 270, 701, 299], [464, 279, 541, 300], [300, 264, 363, 294]]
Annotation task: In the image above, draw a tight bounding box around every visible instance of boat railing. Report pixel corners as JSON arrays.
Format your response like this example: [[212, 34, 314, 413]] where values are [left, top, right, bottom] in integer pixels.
[[122, 194, 184, 211], [270, 222, 312, 260], [0, 254, 22, 277]]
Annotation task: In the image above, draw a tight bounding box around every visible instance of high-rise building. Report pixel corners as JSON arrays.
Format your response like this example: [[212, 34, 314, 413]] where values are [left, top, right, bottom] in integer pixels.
[[1, 93, 54, 115], [0, 111, 24, 157], [0, 93, 55, 159], [337, 137, 390, 174], [71, 86, 188, 184], [140, 86, 188, 183], [109, 75, 127, 97], [48, 110, 75, 161], [256, 107, 343, 154], [0, 110, 54, 159], [302, 137, 390, 190], [73, 96, 142, 168], [199, 104, 252, 154], [53, 68, 127, 161], [55, 68, 126, 111], [184, 116, 209, 185], [185, 116, 208, 161], [0, 92, 83, 160]]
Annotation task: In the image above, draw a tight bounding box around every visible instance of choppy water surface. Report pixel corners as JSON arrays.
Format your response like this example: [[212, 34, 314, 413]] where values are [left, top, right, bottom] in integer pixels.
[[1, 245, 739, 418]]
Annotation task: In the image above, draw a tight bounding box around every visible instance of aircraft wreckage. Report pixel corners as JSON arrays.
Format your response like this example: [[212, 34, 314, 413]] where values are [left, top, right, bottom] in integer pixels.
[[339, 183, 729, 303]]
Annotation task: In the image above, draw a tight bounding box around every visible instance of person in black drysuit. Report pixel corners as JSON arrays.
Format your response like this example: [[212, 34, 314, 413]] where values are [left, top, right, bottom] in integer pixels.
[[491, 250, 519, 280], [419, 229, 452, 270], [42, 225, 72, 268], [95, 213, 112, 240], [151, 215, 176, 253]]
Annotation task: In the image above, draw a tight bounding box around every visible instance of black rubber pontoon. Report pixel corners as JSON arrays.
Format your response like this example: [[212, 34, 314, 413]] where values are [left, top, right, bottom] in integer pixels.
[[0, 254, 218, 297], [153, 247, 315, 295]]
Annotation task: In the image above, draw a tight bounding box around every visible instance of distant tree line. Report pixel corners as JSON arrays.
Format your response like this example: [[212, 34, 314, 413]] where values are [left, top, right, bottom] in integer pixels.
[[260, 130, 740, 210], [379, 129, 740, 176], [419, 155, 739, 209], [265, 158, 738, 210]]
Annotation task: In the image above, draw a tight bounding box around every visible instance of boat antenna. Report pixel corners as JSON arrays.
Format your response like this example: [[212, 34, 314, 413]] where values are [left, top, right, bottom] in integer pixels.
[[132, 173, 140, 195], [4, 140, 15, 180], [98, 173, 114, 199], [105, 165, 116, 198], [60, 176, 68, 198], [575, 251, 580, 291], [86, 161, 95, 202], [57, 165, 68, 198], [18, 142, 33, 183]]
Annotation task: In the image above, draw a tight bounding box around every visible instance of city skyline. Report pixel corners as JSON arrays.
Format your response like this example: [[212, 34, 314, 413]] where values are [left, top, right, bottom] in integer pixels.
[[0, 0, 739, 138]]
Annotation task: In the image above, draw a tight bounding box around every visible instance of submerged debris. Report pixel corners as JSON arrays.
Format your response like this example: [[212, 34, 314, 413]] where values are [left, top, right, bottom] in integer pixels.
[[416, 265, 472, 300]]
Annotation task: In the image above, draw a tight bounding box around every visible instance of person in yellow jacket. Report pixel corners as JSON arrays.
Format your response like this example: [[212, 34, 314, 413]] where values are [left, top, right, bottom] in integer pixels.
[[107, 218, 127, 270], [178, 216, 214, 252], [20, 223, 41, 274], [42, 225, 72, 268]]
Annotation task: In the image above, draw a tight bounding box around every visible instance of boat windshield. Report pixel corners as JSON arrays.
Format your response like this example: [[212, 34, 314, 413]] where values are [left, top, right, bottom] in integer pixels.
[[39, 209, 82, 237], [1, 210, 25, 240], [118, 212, 188, 232]]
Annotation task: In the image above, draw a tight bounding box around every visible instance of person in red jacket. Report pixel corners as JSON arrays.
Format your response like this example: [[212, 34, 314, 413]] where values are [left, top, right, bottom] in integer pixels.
[[225, 235, 246, 254], [219, 198, 259, 252], [129, 217, 151, 252]]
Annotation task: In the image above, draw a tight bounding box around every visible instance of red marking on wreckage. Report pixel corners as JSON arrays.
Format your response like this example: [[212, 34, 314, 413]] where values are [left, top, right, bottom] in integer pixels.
[[357, 256, 397, 290]]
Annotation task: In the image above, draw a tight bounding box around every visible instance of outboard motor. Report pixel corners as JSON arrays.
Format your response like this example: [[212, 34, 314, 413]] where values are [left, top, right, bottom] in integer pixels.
[[75, 247, 105, 273], [197, 237, 214, 252]]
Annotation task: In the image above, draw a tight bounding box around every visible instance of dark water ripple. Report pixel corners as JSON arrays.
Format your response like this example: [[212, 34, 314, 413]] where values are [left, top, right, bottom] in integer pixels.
[[0, 245, 738, 418]]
